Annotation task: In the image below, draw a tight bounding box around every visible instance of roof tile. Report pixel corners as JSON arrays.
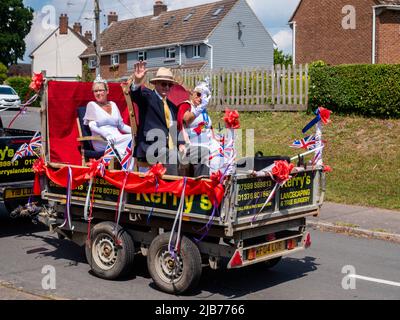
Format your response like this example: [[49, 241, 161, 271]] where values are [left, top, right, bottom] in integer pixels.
[[81, 0, 239, 57]]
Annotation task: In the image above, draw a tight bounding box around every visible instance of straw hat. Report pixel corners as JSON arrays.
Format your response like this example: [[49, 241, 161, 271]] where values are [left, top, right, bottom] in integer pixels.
[[150, 67, 177, 84]]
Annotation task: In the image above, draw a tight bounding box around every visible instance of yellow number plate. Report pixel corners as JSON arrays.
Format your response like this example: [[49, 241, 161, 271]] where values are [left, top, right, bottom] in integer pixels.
[[4, 188, 32, 200], [256, 240, 286, 258]]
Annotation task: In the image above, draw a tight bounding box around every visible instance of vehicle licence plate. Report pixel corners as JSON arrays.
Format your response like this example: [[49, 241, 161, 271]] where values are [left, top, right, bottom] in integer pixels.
[[4, 188, 32, 200], [256, 240, 286, 258]]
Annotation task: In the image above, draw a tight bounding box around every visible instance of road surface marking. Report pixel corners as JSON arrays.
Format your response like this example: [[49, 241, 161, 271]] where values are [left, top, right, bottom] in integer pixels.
[[350, 274, 400, 288]]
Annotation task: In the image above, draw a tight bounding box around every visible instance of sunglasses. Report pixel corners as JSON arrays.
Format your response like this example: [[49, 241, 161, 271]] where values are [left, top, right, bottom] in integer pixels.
[[93, 89, 106, 93], [160, 82, 173, 88], [195, 92, 202, 98]]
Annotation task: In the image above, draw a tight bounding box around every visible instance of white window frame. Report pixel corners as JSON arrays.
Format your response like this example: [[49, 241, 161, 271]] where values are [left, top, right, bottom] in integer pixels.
[[138, 51, 147, 61], [111, 53, 119, 66], [88, 57, 97, 69], [165, 47, 176, 59], [193, 45, 201, 58], [213, 7, 223, 16]]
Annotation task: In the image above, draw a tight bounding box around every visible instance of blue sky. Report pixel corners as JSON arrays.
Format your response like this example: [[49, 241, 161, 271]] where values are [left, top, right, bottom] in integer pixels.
[[22, 0, 300, 62]]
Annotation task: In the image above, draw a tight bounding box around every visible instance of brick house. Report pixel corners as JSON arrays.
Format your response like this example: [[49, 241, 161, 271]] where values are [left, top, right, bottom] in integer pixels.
[[80, 0, 275, 80], [289, 0, 400, 65]]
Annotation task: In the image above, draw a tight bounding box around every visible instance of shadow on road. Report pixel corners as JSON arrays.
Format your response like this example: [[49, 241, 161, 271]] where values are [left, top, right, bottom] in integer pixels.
[[192, 256, 320, 299], [1, 218, 320, 298], [0, 218, 47, 238]]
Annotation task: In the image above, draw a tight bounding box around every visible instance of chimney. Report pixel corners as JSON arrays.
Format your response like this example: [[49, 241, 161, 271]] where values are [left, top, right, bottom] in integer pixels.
[[154, 1, 167, 17], [59, 14, 68, 35], [84, 30, 92, 42], [107, 11, 118, 26], [73, 22, 82, 34]]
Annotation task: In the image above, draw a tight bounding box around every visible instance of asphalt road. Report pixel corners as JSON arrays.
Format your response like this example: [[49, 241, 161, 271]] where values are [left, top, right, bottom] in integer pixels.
[[0, 107, 41, 132], [0, 217, 399, 301]]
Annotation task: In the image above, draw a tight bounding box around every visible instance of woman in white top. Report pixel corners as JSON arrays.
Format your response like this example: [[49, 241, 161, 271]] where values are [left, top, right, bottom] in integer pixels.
[[83, 77, 132, 158]]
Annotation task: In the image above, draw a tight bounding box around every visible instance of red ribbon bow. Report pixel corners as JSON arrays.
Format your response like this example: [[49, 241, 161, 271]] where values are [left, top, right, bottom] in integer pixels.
[[323, 165, 333, 173], [193, 122, 206, 135], [85, 159, 102, 179], [32, 158, 46, 195], [272, 160, 294, 184], [33, 158, 46, 174], [318, 107, 332, 124], [224, 109, 240, 129], [146, 163, 167, 183], [210, 171, 223, 187], [29, 73, 44, 93]]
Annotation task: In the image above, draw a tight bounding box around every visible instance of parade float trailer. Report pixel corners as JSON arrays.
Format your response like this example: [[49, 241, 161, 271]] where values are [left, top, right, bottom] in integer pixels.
[[34, 79, 327, 295], [0, 115, 37, 217]]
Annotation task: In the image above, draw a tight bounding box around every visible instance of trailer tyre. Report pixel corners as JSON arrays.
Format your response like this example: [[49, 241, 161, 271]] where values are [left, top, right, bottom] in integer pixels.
[[85, 222, 134, 280], [147, 233, 202, 295]]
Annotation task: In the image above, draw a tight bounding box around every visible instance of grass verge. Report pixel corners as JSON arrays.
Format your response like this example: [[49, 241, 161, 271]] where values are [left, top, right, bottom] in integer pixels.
[[209, 111, 400, 211]]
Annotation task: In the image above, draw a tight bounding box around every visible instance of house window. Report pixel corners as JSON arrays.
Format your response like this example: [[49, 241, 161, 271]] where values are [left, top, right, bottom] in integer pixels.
[[111, 53, 119, 66], [193, 45, 201, 58], [183, 13, 194, 22], [213, 7, 224, 16], [165, 47, 176, 59], [89, 57, 97, 69], [138, 51, 147, 61]]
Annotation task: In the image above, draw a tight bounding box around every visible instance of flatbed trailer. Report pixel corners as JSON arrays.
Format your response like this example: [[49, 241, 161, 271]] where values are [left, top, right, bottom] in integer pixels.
[[36, 80, 326, 294]]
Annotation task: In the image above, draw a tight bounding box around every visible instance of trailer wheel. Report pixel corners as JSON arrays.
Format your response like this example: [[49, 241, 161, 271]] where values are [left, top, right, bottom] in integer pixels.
[[85, 222, 135, 280], [147, 233, 202, 295]]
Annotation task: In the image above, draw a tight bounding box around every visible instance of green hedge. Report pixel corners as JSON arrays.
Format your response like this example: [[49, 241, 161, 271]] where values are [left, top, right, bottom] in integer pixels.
[[309, 64, 400, 118], [5, 76, 41, 108]]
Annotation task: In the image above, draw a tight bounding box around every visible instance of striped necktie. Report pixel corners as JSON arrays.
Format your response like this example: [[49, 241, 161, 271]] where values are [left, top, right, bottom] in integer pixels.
[[163, 98, 174, 150]]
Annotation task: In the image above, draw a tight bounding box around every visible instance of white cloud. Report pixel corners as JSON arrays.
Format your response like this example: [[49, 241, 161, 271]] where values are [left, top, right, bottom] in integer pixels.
[[22, 10, 57, 62], [273, 29, 292, 54]]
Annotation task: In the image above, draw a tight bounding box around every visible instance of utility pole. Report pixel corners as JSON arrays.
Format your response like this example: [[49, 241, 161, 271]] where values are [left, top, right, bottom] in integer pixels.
[[94, 0, 101, 77]]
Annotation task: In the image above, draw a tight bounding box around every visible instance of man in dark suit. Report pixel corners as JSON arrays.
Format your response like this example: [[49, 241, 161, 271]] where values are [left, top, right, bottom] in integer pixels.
[[130, 61, 182, 175]]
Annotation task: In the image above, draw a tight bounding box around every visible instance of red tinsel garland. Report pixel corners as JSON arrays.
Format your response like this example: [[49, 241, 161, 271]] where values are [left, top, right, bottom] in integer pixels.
[[33, 160, 225, 206]]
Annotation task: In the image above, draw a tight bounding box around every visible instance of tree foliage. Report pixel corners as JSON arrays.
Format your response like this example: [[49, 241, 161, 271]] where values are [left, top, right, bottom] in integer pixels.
[[0, 63, 7, 84], [82, 63, 95, 82], [0, 0, 34, 67], [274, 48, 293, 67]]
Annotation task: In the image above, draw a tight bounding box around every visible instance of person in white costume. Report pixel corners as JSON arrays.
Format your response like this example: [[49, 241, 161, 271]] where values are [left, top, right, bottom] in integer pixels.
[[177, 79, 220, 177], [83, 76, 132, 158]]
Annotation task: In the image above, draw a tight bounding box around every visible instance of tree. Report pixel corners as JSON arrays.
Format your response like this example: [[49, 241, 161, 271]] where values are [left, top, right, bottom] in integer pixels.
[[274, 48, 293, 67], [82, 63, 95, 82], [0, 63, 7, 84], [0, 1, 34, 67]]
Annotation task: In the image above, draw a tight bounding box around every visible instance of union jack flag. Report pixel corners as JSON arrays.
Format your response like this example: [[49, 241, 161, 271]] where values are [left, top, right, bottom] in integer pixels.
[[290, 135, 317, 151], [11, 143, 28, 163], [29, 131, 42, 150], [120, 140, 133, 172], [25, 143, 36, 157], [98, 144, 116, 176]]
